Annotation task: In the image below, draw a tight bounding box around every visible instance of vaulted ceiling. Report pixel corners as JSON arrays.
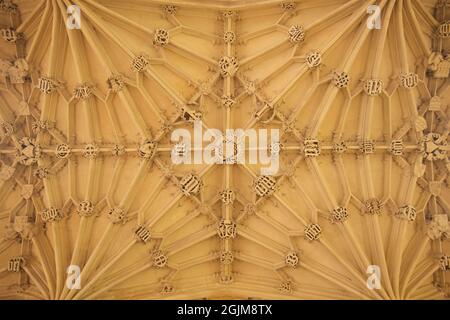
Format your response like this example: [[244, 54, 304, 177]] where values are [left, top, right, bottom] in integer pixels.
[[0, 0, 449, 300]]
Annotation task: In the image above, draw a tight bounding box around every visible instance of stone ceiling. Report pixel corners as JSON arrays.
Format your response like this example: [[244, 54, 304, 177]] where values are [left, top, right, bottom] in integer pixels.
[[0, 0, 449, 299]]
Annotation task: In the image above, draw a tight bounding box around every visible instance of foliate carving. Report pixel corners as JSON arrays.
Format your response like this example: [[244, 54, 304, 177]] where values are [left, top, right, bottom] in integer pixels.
[[163, 4, 177, 15], [427, 214, 449, 240], [220, 251, 234, 264], [33, 167, 50, 179], [333, 141, 347, 154], [198, 81, 211, 95], [219, 56, 239, 77], [77, 201, 94, 217], [365, 198, 383, 215], [160, 282, 174, 294], [34, 167, 49, 179], [0, 0, 18, 12], [390, 140, 404, 156], [222, 10, 236, 19], [41, 207, 63, 222], [244, 80, 256, 94], [159, 123, 173, 135], [138, 140, 158, 159], [153, 28, 169, 47], [55, 143, 71, 159], [219, 274, 234, 284], [428, 52, 450, 78], [281, 121, 296, 133], [7, 59, 29, 84], [1, 121, 14, 136], [243, 203, 256, 215], [288, 25, 305, 43], [151, 250, 168, 268], [132, 54, 149, 72], [254, 175, 277, 197], [281, 2, 296, 10], [8, 257, 25, 272], [224, 31, 235, 44], [112, 144, 126, 156], [38, 76, 59, 94], [73, 83, 94, 100], [333, 71, 349, 88], [107, 74, 124, 92], [20, 185, 33, 199], [17, 137, 41, 166], [331, 207, 348, 223], [279, 280, 292, 293], [83, 143, 99, 159], [422, 133, 448, 161], [221, 95, 235, 108], [220, 189, 235, 205], [180, 106, 202, 122], [1, 28, 21, 42], [285, 252, 299, 267], [364, 79, 383, 96], [32, 120, 52, 133], [400, 73, 418, 88], [217, 219, 237, 239], [438, 21, 450, 38], [305, 51, 321, 68], [107, 207, 127, 224], [134, 225, 151, 243], [359, 140, 374, 154], [180, 173, 202, 196], [439, 255, 450, 271], [303, 139, 320, 157], [0, 164, 15, 181], [304, 223, 322, 241], [395, 205, 416, 222]]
